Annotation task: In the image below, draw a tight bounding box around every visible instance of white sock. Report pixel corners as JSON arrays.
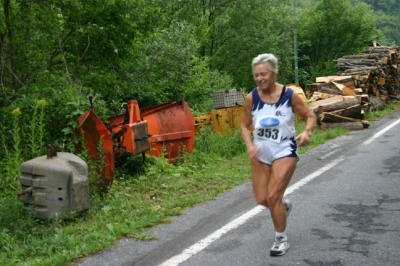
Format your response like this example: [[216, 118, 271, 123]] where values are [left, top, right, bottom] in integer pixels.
[[275, 231, 287, 238]]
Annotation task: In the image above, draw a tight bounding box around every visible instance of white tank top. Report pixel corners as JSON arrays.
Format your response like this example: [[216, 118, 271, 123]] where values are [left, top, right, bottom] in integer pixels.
[[251, 86, 296, 143]]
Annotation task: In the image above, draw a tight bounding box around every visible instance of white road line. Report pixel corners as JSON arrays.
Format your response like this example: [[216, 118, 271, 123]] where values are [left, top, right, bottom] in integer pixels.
[[159, 157, 344, 266], [284, 158, 343, 196], [363, 117, 400, 146]]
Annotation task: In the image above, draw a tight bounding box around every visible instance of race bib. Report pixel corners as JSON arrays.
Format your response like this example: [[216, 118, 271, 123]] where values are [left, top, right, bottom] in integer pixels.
[[254, 117, 282, 143], [256, 127, 282, 143]]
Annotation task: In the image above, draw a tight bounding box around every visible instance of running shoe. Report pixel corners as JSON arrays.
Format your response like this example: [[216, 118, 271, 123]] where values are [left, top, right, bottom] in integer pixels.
[[283, 198, 292, 217], [270, 236, 290, 256]]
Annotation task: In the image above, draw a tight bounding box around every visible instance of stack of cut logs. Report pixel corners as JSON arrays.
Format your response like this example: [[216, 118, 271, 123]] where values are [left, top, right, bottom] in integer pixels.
[[305, 44, 399, 131]]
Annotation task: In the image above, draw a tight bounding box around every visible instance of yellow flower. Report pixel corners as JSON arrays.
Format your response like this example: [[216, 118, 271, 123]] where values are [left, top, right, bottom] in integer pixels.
[[36, 99, 47, 107], [11, 108, 22, 116]]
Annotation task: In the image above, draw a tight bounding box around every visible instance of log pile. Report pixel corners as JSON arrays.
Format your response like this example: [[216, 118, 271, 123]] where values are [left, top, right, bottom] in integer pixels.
[[335, 45, 399, 101], [305, 44, 399, 131]]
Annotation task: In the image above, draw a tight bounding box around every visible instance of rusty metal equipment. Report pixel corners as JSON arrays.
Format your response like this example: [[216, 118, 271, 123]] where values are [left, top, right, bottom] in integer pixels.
[[141, 100, 195, 160], [76, 95, 195, 191], [107, 99, 152, 160], [76, 106, 116, 189]]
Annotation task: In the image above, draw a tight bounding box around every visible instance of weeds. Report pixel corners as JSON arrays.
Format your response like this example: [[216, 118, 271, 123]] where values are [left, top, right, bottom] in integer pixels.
[[194, 125, 246, 158], [27, 100, 48, 158], [0, 100, 49, 194], [1, 108, 24, 192]]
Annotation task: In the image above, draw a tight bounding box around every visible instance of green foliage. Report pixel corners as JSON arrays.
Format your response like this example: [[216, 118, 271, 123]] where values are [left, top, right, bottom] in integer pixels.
[[0, 108, 24, 193], [123, 20, 204, 106], [297, 0, 380, 85], [0, 100, 51, 194], [361, 0, 400, 44], [194, 0, 296, 89], [193, 126, 246, 158], [27, 100, 48, 158], [182, 57, 234, 112]]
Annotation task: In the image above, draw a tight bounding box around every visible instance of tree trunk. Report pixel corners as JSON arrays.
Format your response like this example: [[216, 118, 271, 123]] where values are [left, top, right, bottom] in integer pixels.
[[317, 97, 359, 113], [321, 122, 364, 131], [319, 86, 341, 95], [329, 104, 364, 119], [369, 96, 386, 111], [4, 0, 18, 91]]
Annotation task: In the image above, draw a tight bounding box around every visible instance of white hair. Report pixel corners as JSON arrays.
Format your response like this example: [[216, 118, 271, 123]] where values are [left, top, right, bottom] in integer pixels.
[[252, 53, 279, 74]]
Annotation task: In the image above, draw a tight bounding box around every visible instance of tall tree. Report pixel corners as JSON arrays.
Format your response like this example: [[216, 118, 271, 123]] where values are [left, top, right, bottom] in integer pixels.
[[179, 0, 296, 89], [361, 0, 400, 44], [296, 0, 379, 84]]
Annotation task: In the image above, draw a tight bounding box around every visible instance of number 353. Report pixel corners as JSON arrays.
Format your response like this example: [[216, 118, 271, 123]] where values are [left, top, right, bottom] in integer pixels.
[[257, 128, 279, 140]]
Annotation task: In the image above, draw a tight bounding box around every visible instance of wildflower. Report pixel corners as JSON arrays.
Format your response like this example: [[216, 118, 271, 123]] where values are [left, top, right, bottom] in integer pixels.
[[11, 108, 22, 116], [36, 99, 47, 107]]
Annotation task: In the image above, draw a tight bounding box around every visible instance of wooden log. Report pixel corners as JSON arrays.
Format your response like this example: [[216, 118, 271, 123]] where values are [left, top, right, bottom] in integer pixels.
[[332, 82, 356, 96], [317, 97, 359, 113], [335, 58, 381, 66], [308, 95, 343, 113], [329, 104, 364, 119], [320, 112, 354, 123], [320, 112, 363, 123], [389, 95, 400, 101], [362, 120, 371, 128], [316, 76, 355, 89], [320, 86, 341, 95], [338, 70, 369, 76], [360, 94, 369, 102], [363, 47, 399, 53], [305, 83, 326, 98], [354, 88, 363, 94], [287, 83, 308, 104], [321, 122, 364, 131], [369, 96, 386, 111], [378, 78, 386, 85], [342, 66, 378, 72], [308, 91, 333, 103], [369, 84, 380, 97], [341, 54, 381, 60]]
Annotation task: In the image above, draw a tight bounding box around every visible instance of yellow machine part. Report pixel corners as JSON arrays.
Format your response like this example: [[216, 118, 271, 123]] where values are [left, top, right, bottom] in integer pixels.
[[210, 105, 244, 134]]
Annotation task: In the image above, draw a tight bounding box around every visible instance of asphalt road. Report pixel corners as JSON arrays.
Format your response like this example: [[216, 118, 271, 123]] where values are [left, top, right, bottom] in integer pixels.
[[76, 110, 400, 266]]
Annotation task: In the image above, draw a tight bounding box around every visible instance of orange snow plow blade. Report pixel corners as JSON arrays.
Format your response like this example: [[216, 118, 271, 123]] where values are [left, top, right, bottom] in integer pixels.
[[75, 98, 195, 192], [76, 109, 115, 191], [141, 100, 195, 162]]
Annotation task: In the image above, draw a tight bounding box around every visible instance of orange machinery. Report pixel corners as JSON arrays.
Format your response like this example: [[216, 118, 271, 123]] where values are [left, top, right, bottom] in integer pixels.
[[141, 101, 195, 160], [76, 96, 195, 191]]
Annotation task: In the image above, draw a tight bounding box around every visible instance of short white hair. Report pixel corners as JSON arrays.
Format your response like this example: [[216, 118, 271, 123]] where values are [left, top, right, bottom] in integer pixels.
[[252, 53, 279, 74]]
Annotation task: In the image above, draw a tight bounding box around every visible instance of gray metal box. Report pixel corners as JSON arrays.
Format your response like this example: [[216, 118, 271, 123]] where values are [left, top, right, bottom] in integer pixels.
[[19, 152, 90, 220], [213, 89, 244, 109]]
